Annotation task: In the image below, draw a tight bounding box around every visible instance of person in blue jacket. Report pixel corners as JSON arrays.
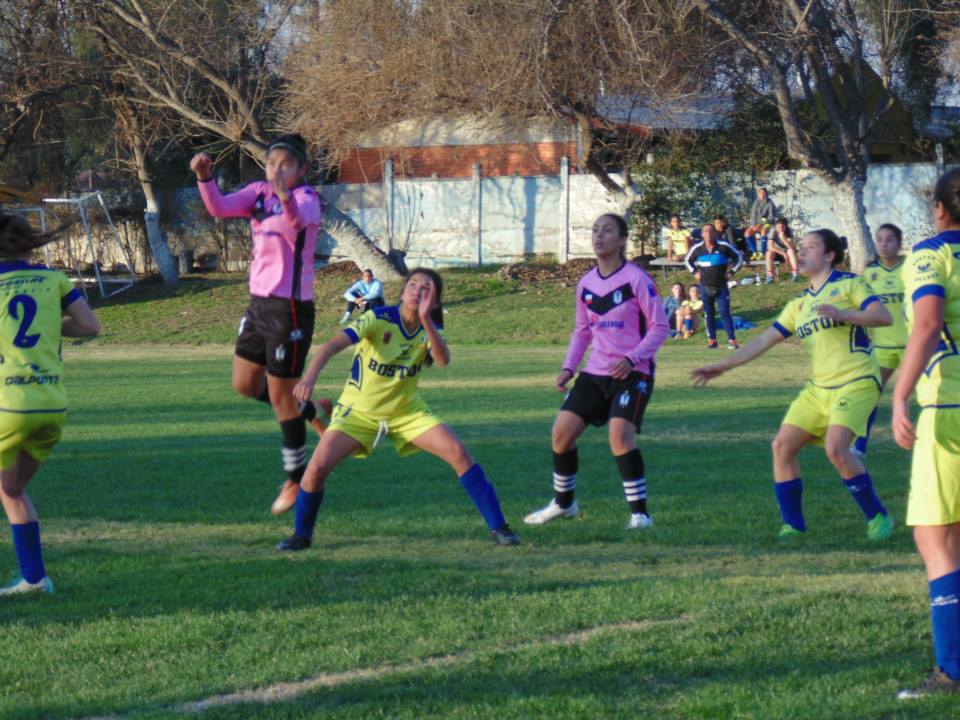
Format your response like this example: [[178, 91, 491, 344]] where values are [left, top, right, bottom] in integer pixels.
[[340, 269, 385, 323]]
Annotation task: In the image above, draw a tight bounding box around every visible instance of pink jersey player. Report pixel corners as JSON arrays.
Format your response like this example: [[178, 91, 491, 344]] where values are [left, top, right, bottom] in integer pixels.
[[190, 134, 332, 520], [562, 262, 669, 377], [197, 179, 322, 301], [525, 213, 668, 532]]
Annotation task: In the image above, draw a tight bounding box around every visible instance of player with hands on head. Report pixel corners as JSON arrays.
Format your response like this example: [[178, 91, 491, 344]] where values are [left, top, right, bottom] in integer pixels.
[[692, 228, 895, 540], [891, 169, 960, 700], [279, 268, 520, 551], [191, 135, 330, 517], [0, 213, 99, 596], [527, 213, 669, 531]]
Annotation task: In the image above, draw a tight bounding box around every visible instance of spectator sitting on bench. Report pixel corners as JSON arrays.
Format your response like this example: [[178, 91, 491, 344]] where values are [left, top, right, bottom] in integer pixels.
[[340, 268, 385, 323], [677, 284, 702, 339], [765, 217, 800, 283], [713, 214, 750, 258], [744, 187, 776, 259], [662, 214, 693, 262], [663, 282, 686, 338]]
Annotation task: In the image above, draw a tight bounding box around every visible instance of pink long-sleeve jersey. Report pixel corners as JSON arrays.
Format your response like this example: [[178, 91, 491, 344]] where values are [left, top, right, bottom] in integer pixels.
[[562, 262, 669, 377], [197, 179, 323, 301]]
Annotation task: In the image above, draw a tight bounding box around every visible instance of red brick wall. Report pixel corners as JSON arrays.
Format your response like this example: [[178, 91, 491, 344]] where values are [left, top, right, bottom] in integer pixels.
[[338, 141, 577, 183]]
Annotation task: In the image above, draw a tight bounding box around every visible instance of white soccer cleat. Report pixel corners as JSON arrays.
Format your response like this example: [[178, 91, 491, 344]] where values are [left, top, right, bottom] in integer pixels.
[[0, 575, 53, 597], [523, 499, 579, 525], [339, 312, 352, 324], [626, 513, 654, 530]]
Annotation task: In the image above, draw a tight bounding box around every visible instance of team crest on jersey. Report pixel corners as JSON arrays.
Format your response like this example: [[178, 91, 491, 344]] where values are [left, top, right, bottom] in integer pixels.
[[870, 272, 878, 282], [613, 290, 623, 305], [585, 293, 594, 304], [830, 288, 839, 297], [618, 390, 631, 408], [383, 331, 392, 344]]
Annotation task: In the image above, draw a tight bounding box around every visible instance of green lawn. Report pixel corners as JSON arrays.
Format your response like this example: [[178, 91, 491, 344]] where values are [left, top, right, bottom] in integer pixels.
[[0, 270, 947, 719]]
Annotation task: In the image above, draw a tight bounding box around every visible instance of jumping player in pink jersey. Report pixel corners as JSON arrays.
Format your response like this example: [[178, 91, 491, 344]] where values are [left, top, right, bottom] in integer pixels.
[[525, 214, 669, 530], [190, 134, 331, 515]]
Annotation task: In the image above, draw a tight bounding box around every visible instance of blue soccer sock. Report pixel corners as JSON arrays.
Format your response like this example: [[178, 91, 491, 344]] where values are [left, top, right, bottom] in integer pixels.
[[843, 472, 886, 520], [684, 318, 693, 331], [853, 406, 878, 455], [774, 478, 806, 531], [11, 522, 46, 583], [459, 463, 507, 531], [293, 487, 324, 539], [930, 570, 960, 680]]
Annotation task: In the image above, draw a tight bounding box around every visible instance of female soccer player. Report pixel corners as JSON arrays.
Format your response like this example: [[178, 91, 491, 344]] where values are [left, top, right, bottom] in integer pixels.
[[692, 229, 895, 539], [525, 214, 669, 530], [765, 217, 799, 283], [0, 212, 99, 596], [892, 168, 960, 699], [191, 135, 327, 516], [278, 268, 519, 550], [853, 223, 907, 456]]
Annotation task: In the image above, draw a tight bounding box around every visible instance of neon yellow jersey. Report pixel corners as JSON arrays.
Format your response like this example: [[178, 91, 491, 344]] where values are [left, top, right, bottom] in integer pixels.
[[902, 230, 960, 408], [339, 305, 438, 419], [0, 261, 82, 413], [663, 228, 690, 255], [772, 270, 881, 388], [863, 259, 907, 349]]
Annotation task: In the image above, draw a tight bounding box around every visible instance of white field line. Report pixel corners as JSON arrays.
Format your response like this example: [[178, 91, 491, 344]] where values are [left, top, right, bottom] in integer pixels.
[[78, 615, 687, 719]]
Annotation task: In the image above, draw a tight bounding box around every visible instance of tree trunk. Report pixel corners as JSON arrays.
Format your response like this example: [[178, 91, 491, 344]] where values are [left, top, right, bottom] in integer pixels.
[[322, 205, 405, 280], [829, 174, 873, 273], [128, 126, 179, 284]]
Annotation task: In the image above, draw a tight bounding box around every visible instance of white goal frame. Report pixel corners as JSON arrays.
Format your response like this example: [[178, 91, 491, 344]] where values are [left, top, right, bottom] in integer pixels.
[[42, 192, 138, 299]]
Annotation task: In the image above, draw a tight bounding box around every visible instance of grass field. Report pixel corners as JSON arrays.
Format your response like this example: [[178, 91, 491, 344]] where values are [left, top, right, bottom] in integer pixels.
[[0, 268, 950, 719]]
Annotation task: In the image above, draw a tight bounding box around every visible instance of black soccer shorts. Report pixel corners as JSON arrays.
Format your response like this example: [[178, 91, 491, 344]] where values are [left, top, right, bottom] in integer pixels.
[[235, 296, 315, 378], [561, 370, 654, 432]]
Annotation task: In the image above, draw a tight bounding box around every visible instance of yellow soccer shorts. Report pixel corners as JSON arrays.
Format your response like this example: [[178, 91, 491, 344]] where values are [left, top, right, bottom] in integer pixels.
[[0, 411, 65, 469], [907, 407, 960, 526], [327, 400, 442, 459], [874, 347, 903, 371], [782, 378, 880, 443]]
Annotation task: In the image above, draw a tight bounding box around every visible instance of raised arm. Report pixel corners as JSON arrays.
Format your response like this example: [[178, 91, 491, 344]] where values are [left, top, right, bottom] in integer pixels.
[[191, 153, 260, 219]]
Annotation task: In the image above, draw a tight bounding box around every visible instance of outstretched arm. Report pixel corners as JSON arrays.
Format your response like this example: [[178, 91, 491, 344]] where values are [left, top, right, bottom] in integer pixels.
[[293, 332, 354, 402], [691, 327, 785, 386]]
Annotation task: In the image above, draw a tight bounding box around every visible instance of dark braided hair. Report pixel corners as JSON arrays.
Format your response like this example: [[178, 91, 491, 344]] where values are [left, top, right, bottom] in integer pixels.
[[0, 212, 66, 261]]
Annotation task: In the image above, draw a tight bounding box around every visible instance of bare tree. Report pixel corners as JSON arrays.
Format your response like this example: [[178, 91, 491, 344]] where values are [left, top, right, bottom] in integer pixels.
[[690, 0, 955, 269], [284, 0, 707, 213], [84, 0, 407, 278]]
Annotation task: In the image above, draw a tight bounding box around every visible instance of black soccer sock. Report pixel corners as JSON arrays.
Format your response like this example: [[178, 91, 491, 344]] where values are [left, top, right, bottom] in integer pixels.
[[616, 449, 647, 515], [552, 448, 578, 509], [280, 417, 308, 483]]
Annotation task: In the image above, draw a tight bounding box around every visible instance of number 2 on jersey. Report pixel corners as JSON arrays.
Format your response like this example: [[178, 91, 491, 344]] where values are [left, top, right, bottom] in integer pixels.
[[8, 294, 40, 348]]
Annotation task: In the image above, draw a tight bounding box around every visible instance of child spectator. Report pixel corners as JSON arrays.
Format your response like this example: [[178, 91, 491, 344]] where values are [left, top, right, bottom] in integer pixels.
[[678, 284, 703, 339], [663, 282, 686, 337]]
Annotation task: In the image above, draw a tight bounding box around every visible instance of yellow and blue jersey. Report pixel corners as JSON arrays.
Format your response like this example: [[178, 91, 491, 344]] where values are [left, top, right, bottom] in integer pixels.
[[772, 270, 881, 388], [903, 230, 960, 408], [339, 305, 437, 419], [864, 258, 907, 349], [0, 261, 82, 413]]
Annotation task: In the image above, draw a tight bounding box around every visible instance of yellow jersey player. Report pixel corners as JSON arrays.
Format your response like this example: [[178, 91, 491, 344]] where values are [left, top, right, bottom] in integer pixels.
[[853, 223, 907, 456], [692, 228, 894, 539], [663, 214, 692, 262], [892, 168, 960, 699], [279, 268, 519, 551], [0, 213, 99, 597]]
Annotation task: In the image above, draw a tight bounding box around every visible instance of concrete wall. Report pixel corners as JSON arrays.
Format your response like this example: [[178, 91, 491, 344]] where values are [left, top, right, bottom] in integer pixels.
[[323, 161, 944, 267]]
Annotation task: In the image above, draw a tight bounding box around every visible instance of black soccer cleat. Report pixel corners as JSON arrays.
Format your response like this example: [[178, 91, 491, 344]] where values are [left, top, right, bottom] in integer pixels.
[[491, 525, 521, 546], [276, 534, 312, 552]]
